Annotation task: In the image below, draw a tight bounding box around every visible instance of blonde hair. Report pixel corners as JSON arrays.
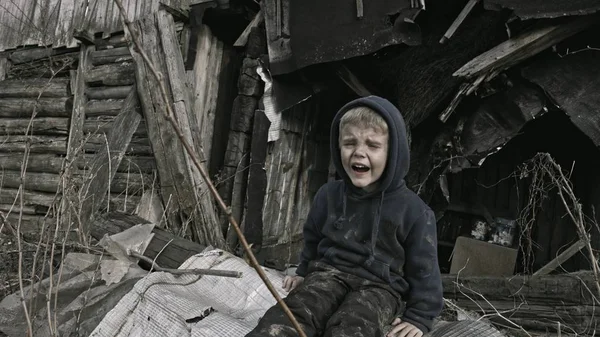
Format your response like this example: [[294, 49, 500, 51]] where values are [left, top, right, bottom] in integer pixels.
[[339, 106, 388, 135]]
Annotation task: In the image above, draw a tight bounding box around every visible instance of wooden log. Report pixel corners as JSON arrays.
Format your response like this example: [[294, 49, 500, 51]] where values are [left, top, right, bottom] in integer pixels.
[[86, 99, 125, 117], [241, 110, 270, 248], [0, 135, 67, 154], [0, 153, 65, 173], [83, 116, 147, 137], [0, 117, 69, 136], [8, 47, 78, 64], [7, 52, 78, 79], [78, 89, 142, 236], [78, 154, 156, 173], [230, 95, 257, 133], [132, 11, 223, 247], [0, 170, 149, 195], [0, 97, 72, 118], [238, 58, 262, 97], [90, 211, 206, 269], [86, 85, 133, 100], [533, 239, 587, 277], [84, 135, 153, 155], [0, 204, 38, 215], [85, 62, 135, 86], [454, 15, 599, 79], [90, 47, 132, 66], [0, 213, 48, 235], [0, 78, 70, 98], [0, 188, 57, 210]]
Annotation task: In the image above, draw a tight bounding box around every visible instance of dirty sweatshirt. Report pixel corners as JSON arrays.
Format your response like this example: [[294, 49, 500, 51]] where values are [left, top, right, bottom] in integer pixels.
[[295, 96, 443, 333]]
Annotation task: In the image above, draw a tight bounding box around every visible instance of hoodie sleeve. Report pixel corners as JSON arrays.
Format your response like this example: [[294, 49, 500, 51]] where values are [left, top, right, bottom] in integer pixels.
[[295, 184, 328, 277], [401, 209, 443, 333]]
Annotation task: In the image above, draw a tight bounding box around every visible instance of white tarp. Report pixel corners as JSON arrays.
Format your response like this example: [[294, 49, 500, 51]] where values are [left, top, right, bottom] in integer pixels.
[[90, 249, 288, 337]]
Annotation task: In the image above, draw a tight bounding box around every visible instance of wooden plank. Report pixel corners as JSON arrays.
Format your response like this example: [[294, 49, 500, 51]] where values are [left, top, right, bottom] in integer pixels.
[[53, 0, 77, 47], [233, 10, 263, 47], [0, 117, 69, 136], [188, 24, 224, 169], [454, 15, 599, 79], [0, 78, 70, 98], [86, 85, 133, 99], [241, 109, 270, 247], [439, 0, 480, 44], [89, 212, 206, 269], [78, 89, 142, 235], [0, 97, 72, 118], [157, 9, 223, 246], [533, 239, 586, 277], [0, 135, 67, 154]]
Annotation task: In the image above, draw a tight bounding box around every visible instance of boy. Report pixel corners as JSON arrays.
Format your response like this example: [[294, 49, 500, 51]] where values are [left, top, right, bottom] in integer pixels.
[[246, 96, 443, 337]]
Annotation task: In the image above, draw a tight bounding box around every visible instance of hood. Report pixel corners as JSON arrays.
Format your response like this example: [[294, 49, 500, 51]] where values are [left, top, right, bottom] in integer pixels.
[[330, 95, 410, 198]]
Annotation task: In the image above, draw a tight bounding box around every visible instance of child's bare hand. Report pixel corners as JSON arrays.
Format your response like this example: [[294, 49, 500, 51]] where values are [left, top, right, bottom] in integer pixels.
[[282, 275, 304, 292], [387, 318, 423, 337]]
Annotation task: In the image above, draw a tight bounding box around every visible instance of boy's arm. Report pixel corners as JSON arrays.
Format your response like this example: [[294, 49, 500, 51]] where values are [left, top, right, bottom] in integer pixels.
[[401, 209, 443, 333], [295, 185, 328, 277]]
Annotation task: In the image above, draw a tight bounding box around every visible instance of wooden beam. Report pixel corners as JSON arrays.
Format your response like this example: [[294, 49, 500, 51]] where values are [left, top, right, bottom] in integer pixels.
[[130, 10, 224, 247], [86, 99, 125, 117], [79, 89, 142, 235], [533, 239, 586, 277], [234, 10, 264, 47], [0, 135, 67, 154], [334, 64, 372, 97], [90, 47, 133, 66], [90, 211, 206, 269], [439, 0, 479, 44], [86, 85, 133, 100], [66, 46, 91, 163], [85, 61, 135, 86], [454, 15, 599, 79]]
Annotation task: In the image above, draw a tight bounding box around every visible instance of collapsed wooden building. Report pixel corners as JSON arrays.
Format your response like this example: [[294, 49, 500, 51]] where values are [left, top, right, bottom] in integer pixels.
[[1, 0, 599, 335]]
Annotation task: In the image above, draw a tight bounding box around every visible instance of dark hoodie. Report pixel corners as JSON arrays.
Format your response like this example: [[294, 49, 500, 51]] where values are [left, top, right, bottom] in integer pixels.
[[295, 96, 443, 333]]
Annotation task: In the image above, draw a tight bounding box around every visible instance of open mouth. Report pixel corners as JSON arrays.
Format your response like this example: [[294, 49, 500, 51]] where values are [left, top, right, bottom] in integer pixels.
[[351, 164, 370, 173]]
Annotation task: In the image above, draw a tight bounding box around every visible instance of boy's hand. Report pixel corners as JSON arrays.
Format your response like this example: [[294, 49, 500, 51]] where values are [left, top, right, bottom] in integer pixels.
[[387, 318, 423, 337], [282, 275, 304, 292]]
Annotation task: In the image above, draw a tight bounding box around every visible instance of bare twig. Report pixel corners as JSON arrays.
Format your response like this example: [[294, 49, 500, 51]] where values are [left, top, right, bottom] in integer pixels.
[[112, 3, 307, 336], [128, 250, 242, 278]]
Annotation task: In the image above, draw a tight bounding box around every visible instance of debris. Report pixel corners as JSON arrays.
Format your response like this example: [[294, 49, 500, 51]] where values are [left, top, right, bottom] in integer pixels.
[[532, 239, 586, 278], [440, 0, 480, 44]]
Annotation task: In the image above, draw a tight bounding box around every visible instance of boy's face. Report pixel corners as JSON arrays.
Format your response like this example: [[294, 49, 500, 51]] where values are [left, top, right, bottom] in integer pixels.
[[339, 124, 389, 193]]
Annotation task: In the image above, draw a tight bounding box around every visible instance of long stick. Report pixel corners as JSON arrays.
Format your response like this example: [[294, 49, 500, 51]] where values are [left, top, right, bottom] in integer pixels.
[[129, 250, 243, 278], [111, 3, 307, 336]]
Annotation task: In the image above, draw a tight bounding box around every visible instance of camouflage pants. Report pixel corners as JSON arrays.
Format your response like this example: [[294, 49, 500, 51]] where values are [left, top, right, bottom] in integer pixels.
[[246, 261, 401, 337]]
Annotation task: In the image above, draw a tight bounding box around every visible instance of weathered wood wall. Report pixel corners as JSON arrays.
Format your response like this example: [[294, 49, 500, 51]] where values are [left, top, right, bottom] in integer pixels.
[[0, 0, 190, 52], [0, 37, 157, 235]]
